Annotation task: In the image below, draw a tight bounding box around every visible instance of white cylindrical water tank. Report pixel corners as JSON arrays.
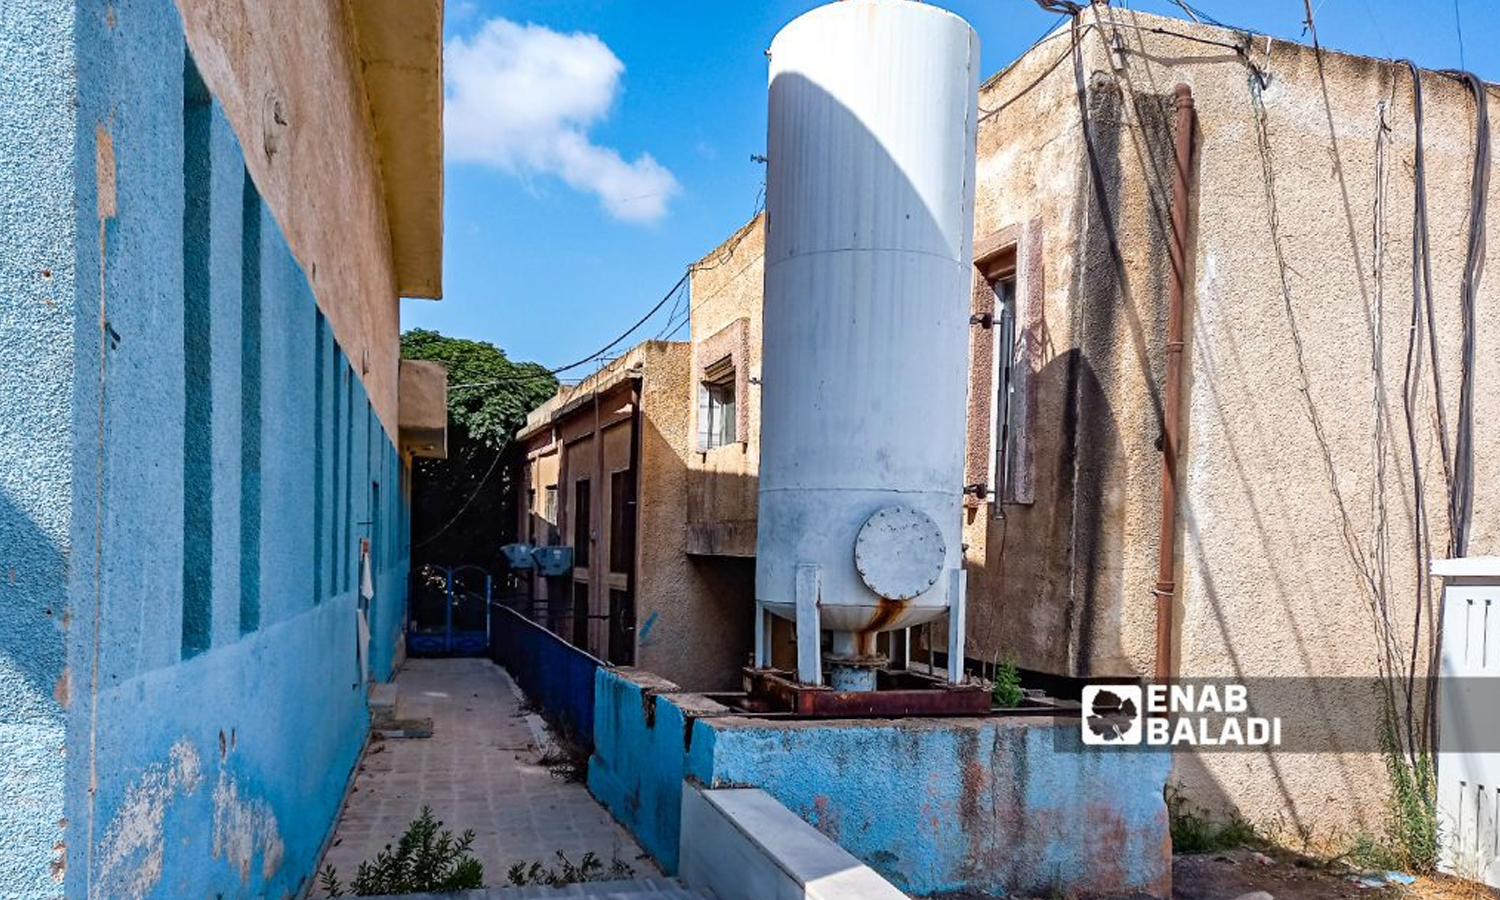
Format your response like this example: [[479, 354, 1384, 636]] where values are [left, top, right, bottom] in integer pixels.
[[756, 1, 979, 647]]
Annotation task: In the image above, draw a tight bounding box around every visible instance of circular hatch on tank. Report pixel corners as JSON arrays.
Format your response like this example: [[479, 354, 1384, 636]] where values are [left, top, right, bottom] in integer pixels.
[[853, 505, 947, 602]]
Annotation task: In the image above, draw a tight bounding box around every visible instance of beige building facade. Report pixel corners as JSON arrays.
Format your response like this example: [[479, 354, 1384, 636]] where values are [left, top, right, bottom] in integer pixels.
[[516, 340, 759, 688], [518, 8, 1499, 838]]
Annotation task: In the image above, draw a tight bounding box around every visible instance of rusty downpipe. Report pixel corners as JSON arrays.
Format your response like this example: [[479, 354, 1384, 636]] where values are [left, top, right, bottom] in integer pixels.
[[1155, 84, 1195, 684]]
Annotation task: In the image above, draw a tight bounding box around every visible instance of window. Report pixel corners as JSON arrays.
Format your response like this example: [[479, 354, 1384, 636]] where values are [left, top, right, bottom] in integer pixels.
[[543, 485, 558, 544], [698, 356, 737, 449], [993, 273, 1021, 504], [973, 224, 1036, 510], [609, 469, 636, 574], [572, 478, 591, 567], [525, 488, 536, 543]]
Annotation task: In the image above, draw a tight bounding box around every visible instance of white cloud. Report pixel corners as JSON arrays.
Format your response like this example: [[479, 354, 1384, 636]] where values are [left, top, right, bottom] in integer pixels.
[[445, 18, 679, 224]]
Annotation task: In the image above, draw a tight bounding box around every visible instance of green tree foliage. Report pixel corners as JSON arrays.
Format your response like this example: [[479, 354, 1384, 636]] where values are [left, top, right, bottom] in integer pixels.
[[399, 330, 557, 573], [400, 328, 556, 451]]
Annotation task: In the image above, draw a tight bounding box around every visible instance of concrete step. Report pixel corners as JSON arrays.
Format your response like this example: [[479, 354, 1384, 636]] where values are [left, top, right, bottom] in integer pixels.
[[368, 681, 398, 728], [364, 878, 711, 900]]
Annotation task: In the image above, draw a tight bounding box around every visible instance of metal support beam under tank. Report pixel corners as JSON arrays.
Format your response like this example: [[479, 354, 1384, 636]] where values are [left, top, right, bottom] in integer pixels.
[[794, 563, 822, 684], [947, 569, 967, 684]]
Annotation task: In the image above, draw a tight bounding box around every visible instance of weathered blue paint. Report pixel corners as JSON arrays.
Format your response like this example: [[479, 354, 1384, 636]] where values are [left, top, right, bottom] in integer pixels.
[[492, 605, 603, 746], [0, 0, 77, 893], [238, 166, 262, 635], [0, 0, 412, 895], [181, 50, 214, 658], [587, 669, 722, 873], [589, 669, 1172, 898]]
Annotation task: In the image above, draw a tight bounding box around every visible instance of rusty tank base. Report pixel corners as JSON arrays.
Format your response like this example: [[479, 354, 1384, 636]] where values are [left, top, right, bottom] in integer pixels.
[[722, 666, 1075, 718]]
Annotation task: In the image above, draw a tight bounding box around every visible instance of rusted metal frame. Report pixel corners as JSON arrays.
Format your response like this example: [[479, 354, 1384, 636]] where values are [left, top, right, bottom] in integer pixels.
[[1155, 84, 1196, 684], [743, 668, 991, 717]]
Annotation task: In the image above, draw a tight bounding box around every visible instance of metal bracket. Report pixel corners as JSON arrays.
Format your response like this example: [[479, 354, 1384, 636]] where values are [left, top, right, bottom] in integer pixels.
[[947, 569, 967, 684], [795, 563, 822, 685], [969, 312, 994, 329]]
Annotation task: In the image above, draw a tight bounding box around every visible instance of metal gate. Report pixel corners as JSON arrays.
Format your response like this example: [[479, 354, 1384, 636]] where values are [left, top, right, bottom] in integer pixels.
[[406, 564, 492, 657]]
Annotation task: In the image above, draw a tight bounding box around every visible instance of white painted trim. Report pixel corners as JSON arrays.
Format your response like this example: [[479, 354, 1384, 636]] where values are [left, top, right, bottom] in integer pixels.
[[679, 785, 907, 900], [1432, 557, 1500, 581]]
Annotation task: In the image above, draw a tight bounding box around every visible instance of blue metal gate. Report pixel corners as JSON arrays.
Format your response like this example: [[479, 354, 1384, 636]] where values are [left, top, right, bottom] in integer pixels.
[[406, 563, 492, 656]]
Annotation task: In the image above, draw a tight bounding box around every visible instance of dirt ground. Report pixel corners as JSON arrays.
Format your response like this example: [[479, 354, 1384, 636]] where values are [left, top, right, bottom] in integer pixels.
[[1172, 848, 1498, 900]]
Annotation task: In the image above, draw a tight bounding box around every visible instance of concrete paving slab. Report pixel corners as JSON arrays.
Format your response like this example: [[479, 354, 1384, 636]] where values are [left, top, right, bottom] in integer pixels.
[[315, 658, 656, 895]]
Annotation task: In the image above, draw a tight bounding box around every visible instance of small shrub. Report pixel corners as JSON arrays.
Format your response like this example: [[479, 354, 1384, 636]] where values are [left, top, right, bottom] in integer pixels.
[[1167, 784, 1257, 854], [991, 653, 1023, 708], [1345, 686, 1439, 874], [319, 807, 484, 896], [505, 850, 634, 886]]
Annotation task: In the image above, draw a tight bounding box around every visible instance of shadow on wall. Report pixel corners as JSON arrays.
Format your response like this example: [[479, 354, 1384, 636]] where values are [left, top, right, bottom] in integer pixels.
[[634, 403, 758, 693], [966, 350, 1121, 678], [0, 489, 68, 897]]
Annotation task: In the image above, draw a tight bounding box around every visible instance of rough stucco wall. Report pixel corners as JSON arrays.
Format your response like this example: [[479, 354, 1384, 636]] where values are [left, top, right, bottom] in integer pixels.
[[1133, 14, 1497, 836], [686, 216, 765, 557], [0, 0, 76, 893], [32, 2, 412, 896], [966, 8, 1500, 838], [964, 29, 1092, 676], [173, 0, 403, 434], [634, 342, 757, 690]]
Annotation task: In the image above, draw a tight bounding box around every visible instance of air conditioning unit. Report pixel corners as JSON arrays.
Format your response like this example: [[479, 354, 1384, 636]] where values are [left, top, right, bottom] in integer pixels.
[[531, 546, 574, 577], [501, 543, 537, 570]]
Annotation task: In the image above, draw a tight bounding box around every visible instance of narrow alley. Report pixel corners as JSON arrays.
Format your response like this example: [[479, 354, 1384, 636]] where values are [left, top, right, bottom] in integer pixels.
[[317, 659, 672, 896]]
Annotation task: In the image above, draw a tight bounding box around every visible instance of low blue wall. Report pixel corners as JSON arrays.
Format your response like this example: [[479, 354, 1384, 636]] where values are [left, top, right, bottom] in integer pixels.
[[491, 605, 602, 747], [589, 668, 1173, 898]]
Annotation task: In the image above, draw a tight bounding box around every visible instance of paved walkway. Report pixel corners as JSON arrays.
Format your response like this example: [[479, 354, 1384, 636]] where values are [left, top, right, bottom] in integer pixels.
[[317, 658, 657, 893]]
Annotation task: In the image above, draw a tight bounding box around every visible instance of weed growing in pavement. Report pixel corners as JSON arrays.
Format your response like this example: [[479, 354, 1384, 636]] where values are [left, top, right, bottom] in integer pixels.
[[506, 849, 635, 886], [1167, 783, 1259, 854], [318, 806, 483, 896]]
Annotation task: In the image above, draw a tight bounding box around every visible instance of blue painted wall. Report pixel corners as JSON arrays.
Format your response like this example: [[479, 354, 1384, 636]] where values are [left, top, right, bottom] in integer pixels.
[[0, 0, 411, 895], [589, 668, 1173, 898], [492, 605, 603, 747], [0, 0, 76, 895]]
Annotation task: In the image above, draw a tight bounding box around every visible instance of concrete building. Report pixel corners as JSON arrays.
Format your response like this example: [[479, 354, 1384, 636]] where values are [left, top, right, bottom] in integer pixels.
[[0, 0, 444, 896], [525, 8, 1500, 843], [516, 341, 757, 686], [514, 223, 786, 691]]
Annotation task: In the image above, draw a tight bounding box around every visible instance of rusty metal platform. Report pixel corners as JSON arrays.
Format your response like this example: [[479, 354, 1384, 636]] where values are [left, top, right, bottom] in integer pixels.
[[734, 666, 993, 717]]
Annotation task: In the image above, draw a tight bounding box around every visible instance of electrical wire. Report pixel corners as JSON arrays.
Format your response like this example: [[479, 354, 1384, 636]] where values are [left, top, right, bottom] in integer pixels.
[[1398, 62, 1433, 762], [543, 270, 690, 376], [1445, 67, 1489, 558], [413, 446, 505, 549], [1453, 0, 1466, 71]]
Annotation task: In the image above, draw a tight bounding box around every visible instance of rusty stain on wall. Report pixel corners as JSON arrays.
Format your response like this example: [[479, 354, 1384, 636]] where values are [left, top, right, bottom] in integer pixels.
[[93, 124, 115, 220]]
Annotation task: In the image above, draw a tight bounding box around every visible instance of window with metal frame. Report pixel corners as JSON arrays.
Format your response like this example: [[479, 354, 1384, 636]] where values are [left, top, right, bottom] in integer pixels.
[[543, 484, 559, 544], [698, 355, 737, 449], [993, 273, 1021, 506]]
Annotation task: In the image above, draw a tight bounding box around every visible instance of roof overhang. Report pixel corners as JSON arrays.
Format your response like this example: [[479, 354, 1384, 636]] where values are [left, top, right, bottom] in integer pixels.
[[349, 0, 444, 299], [399, 359, 449, 458]]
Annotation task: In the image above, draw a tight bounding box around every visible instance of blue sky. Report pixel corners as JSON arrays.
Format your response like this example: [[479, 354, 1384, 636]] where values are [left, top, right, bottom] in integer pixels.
[[405, 0, 1499, 372]]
